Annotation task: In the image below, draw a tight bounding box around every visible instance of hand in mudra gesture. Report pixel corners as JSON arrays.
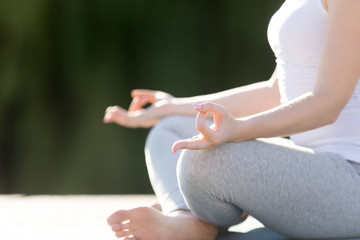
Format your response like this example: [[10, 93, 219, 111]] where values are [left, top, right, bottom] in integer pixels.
[[104, 89, 174, 128], [172, 103, 239, 153]]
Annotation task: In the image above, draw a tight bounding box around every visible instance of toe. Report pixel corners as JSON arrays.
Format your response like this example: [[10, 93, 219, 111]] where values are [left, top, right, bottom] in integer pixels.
[[111, 221, 131, 232], [108, 210, 130, 225], [115, 229, 133, 238]]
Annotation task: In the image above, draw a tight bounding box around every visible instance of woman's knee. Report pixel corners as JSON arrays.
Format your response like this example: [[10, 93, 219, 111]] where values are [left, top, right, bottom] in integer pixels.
[[176, 147, 245, 226], [176, 149, 218, 201], [176, 141, 259, 201]]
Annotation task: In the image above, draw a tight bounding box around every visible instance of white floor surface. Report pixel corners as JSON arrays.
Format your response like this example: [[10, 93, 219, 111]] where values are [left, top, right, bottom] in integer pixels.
[[0, 195, 264, 240]]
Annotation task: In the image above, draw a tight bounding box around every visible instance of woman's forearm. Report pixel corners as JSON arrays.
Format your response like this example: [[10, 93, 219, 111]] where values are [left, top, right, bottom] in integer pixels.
[[234, 91, 342, 142], [168, 69, 280, 118]]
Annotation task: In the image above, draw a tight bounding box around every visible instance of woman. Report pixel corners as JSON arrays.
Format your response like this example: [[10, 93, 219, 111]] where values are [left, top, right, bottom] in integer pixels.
[[104, 0, 360, 239]]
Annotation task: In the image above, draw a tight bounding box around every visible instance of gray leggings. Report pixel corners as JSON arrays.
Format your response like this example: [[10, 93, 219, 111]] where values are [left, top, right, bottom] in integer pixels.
[[144, 115, 360, 239]]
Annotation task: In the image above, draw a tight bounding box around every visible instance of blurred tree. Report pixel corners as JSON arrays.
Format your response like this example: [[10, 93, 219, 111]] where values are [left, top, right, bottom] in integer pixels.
[[0, 0, 282, 194]]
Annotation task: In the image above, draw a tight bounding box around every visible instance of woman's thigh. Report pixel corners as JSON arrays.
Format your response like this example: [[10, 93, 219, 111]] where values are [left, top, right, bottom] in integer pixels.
[[177, 138, 360, 239]]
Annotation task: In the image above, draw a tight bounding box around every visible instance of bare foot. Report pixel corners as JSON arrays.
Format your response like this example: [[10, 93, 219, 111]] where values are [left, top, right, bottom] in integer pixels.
[[107, 207, 218, 240]]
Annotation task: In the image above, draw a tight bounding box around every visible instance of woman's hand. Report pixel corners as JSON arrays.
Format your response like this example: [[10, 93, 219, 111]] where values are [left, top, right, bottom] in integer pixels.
[[104, 89, 174, 128], [172, 103, 239, 152]]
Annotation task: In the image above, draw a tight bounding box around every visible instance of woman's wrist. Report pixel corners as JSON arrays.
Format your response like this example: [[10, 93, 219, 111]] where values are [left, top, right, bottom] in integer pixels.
[[164, 98, 199, 116], [231, 118, 253, 143], [155, 98, 190, 118]]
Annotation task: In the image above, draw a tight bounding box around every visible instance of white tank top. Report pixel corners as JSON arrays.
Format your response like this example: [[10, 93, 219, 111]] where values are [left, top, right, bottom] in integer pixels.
[[267, 0, 360, 162]]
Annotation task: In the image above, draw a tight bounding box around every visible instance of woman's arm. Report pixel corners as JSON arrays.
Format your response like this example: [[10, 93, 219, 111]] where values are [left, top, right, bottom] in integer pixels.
[[169, 68, 280, 118], [104, 68, 280, 128], [238, 0, 360, 140], [173, 0, 360, 151]]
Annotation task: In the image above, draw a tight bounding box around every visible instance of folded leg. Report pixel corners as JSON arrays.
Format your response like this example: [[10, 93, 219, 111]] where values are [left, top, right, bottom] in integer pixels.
[[144, 115, 198, 214], [177, 138, 360, 239]]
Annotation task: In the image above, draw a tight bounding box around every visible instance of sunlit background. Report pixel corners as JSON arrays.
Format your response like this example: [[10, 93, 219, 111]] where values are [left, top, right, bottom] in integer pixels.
[[0, 0, 282, 195]]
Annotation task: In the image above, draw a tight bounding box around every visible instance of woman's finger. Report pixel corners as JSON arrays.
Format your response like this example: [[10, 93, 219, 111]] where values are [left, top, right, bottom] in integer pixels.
[[195, 112, 215, 139], [194, 102, 232, 132], [131, 89, 157, 98], [128, 96, 154, 112], [132, 89, 171, 102], [128, 97, 141, 112], [103, 106, 133, 126], [193, 102, 228, 119], [104, 106, 120, 123], [171, 135, 210, 152]]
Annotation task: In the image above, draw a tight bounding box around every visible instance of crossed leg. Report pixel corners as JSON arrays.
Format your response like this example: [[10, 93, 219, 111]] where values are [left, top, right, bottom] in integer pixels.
[[107, 116, 218, 239], [177, 138, 360, 239], [107, 115, 360, 239]]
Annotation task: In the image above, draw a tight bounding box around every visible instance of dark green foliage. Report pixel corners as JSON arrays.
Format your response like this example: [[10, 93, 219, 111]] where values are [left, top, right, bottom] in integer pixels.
[[0, 0, 283, 194]]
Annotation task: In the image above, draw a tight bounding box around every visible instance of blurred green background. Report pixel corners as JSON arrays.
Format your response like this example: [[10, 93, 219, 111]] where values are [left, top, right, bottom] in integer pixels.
[[0, 0, 282, 194]]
